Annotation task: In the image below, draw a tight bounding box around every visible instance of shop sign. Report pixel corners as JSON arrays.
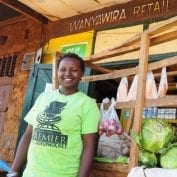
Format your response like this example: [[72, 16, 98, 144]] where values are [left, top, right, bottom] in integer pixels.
[[60, 42, 88, 58], [55, 0, 177, 36], [70, 0, 170, 32]]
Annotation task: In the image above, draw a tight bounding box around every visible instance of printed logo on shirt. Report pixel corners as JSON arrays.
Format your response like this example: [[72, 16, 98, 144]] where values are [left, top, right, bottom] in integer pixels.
[[32, 101, 68, 148]]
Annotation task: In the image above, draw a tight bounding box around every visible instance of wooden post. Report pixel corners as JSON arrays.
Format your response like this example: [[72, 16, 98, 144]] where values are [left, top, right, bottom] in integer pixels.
[[129, 32, 150, 169], [125, 108, 134, 134], [52, 52, 61, 89]]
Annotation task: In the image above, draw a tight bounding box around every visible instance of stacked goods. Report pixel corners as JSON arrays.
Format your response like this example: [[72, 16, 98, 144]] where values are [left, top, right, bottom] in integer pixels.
[[97, 133, 131, 160], [132, 118, 177, 168], [97, 98, 131, 161], [99, 98, 123, 136]]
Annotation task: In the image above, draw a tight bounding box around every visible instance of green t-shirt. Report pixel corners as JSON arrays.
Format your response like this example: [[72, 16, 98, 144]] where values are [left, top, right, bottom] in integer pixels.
[[23, 90, 100, 177]]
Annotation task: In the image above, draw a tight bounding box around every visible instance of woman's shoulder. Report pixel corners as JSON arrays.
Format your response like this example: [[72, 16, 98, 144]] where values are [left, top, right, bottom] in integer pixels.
[[78, 91, 97, 103]]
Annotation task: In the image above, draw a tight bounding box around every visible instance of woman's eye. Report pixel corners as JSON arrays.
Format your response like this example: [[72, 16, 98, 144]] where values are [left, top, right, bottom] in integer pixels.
[[71, 69, 78, 72], [59, 68, 65, 72]]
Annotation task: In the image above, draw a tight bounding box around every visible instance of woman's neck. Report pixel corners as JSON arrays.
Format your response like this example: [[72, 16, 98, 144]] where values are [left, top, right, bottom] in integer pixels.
[[59, 87, 78, 96]]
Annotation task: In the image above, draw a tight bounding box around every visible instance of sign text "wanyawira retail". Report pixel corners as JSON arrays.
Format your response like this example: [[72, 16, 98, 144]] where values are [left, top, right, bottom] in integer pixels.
[[70, 0, 169, 32]]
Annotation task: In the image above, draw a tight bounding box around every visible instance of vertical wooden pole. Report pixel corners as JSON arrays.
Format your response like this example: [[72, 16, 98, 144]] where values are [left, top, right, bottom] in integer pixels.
[[129, 32, 150, 170], [125, 108, 134, 134], [52, 52, 60, 90]]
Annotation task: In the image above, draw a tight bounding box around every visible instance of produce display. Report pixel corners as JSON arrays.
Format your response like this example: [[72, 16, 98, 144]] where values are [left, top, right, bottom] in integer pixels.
[[160, 143, 177, 169], [97, 97, 131, 161], [99, 118, 123, 136], [132, 118, 177, 169], [97, 132, 131, 160], [99, 98, 123, 136], [139, 150, 157, 168], [140, 119, 174, 153]]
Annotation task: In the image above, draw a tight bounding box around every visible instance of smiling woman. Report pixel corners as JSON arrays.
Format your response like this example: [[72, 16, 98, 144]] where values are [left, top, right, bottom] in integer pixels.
[[9, 52, 100, 177], [57, 53, 85, 95]]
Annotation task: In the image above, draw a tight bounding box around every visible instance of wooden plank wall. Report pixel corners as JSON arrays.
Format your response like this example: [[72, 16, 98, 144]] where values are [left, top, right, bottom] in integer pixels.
[[0, 19, 42, 163]]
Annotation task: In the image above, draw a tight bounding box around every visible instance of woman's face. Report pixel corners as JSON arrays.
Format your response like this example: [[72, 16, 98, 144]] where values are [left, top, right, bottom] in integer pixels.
[[58, 57, 83, 92]]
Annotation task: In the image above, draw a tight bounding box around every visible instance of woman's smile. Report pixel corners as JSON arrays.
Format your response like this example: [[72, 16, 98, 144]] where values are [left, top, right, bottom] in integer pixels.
[[58, 57, 83, 95]]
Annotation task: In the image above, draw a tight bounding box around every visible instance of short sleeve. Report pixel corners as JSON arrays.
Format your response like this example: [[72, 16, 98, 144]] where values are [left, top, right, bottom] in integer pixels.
[[24, 92, 44, 125], [81, 99, 100, 134]]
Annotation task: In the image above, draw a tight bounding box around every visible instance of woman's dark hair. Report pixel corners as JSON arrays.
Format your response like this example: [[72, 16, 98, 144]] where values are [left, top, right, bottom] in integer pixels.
[[58, 53, 85, 73]]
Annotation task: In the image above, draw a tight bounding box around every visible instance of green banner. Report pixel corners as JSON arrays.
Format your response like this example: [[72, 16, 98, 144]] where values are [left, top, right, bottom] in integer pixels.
[[60, 42, 88, 58]]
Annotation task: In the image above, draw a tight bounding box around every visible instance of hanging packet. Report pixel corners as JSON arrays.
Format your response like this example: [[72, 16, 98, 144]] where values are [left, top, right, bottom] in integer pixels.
[[145, 71, 158, 99], [116, 76, 128, 102], [158, 67, 168, 98], [126, 74, 139, 101]]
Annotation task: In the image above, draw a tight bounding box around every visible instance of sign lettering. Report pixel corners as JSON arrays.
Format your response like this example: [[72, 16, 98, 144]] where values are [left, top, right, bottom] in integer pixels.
[[69, 0, 170, 32], [51, 0, 177, 37]]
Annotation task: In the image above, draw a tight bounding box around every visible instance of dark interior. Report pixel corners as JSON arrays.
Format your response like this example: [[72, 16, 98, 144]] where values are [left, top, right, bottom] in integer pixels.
[[88, 53, 177, 103]]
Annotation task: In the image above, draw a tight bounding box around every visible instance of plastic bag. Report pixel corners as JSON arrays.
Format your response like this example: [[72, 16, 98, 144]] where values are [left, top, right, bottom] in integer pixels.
[[126, 74, 139, 101], [145, 71, 158, 99], [158, 67, 168, 98], [99, 98, 122, 136], [97, 132, 131, 160], [116, 76, 128, 102], [127, 166, 177, 177]]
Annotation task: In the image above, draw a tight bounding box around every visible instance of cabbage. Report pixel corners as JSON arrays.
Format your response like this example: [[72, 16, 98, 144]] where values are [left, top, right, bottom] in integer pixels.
[[140, 119, 174, 153], [160, 143, 177, 169], [139, 150, 157, 167]]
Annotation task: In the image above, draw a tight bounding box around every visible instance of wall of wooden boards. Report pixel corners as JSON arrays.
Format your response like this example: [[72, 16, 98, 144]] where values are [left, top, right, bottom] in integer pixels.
[[0, 19, 42, 163]]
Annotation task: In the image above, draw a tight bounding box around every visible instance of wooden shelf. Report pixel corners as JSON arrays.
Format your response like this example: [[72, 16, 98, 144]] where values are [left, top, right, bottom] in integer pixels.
[[101, 96, 177, 109], [116, 95, 177, 109], [166, 119, 177, 124], [84, 16, 177, 174], [92, 161, 129, 173]]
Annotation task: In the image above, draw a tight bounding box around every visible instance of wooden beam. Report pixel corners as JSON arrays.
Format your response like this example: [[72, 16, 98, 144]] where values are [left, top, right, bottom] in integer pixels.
[[85, 62, 113, 73], [92, 162, 129, 173], [151, 30, 177, 45], [125, 108, 134, 134], [52, 52, 61, 89], [1, 0, 48, 24], [148, 55, 177, 71], [102, 95, 177, 109], [97, 16, 177, 54], [85, 33, 141, 61], [154, 70, 177, 78], [87, 25, 177, 64], [0, 15, 29, 27], [147, 16, 177, 36], [82, 55, 177, 82], [86, 42, 140, 63], [129, 33, 150, 169], [81, 67, 138, 82]]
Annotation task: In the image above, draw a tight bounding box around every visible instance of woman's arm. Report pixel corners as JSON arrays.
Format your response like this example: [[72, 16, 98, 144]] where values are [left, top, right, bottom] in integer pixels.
[[10, 125, 32, 174], [79, 133, 98, 177]]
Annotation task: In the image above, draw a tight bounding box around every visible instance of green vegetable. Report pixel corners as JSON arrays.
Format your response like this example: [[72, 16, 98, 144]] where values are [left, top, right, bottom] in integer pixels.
[[95, 156, 129, 163], [160, 143, 177, 169], [139, 150, 157, 168], [140, 119, 174, 152]]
